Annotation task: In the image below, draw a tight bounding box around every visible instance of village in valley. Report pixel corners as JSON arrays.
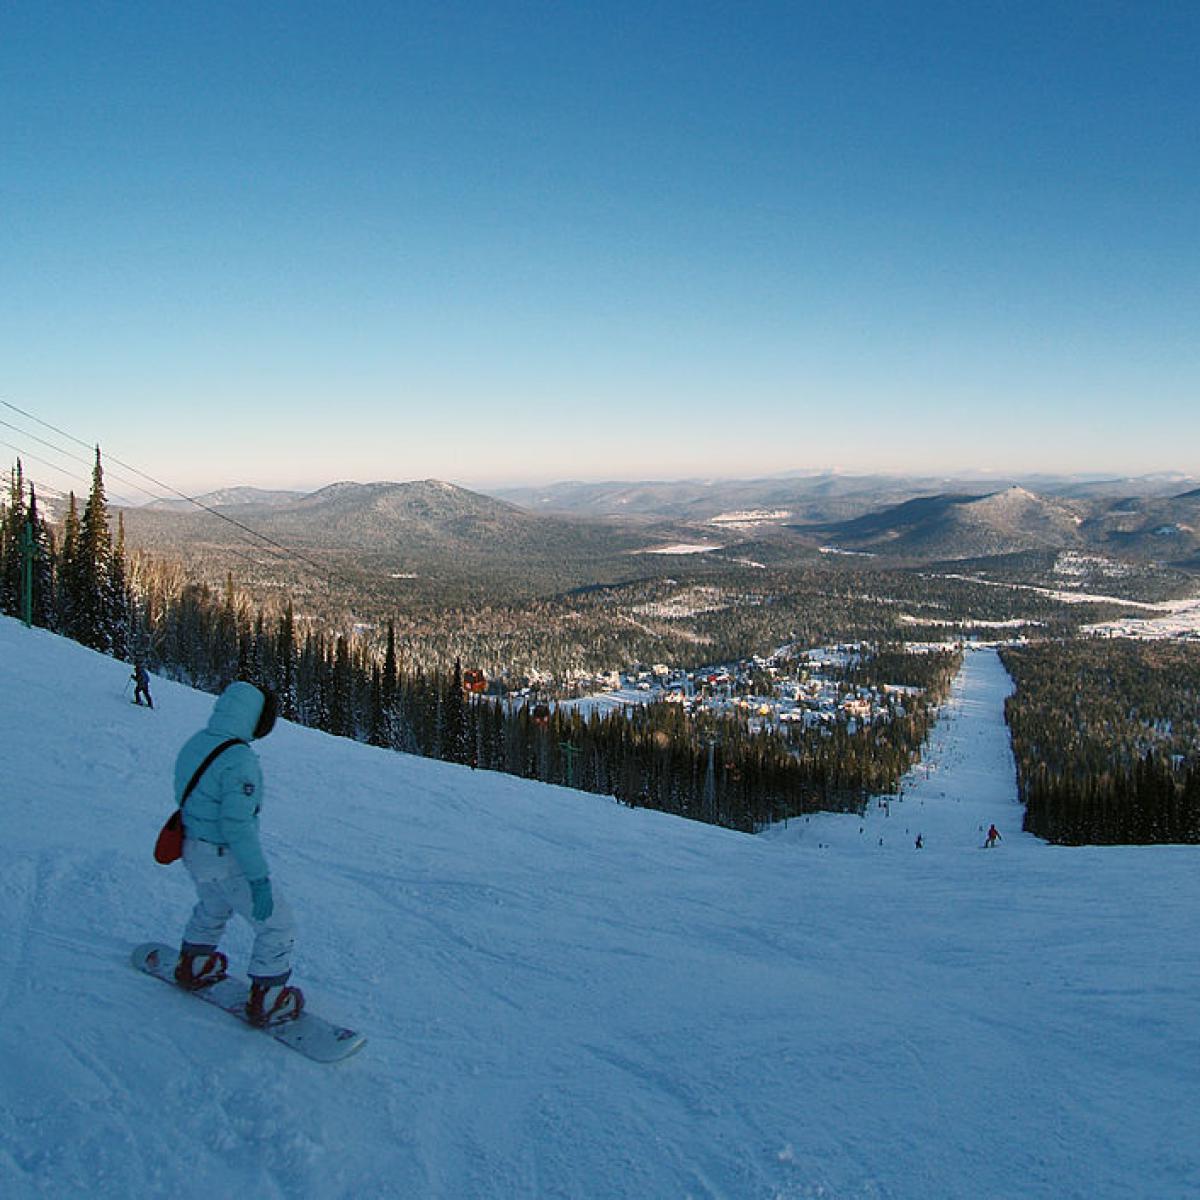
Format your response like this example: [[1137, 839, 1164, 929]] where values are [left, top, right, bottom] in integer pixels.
[[495, 642, 943, 738]]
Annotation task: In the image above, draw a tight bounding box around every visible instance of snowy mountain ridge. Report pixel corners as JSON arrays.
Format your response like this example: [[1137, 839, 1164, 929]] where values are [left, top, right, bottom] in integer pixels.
[[1, 615, 1197, 1198]]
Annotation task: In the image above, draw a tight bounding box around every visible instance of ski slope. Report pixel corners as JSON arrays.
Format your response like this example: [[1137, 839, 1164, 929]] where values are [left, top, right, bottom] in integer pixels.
[[1, 615, 1197, 1199], [762, 645, 1034, 856]]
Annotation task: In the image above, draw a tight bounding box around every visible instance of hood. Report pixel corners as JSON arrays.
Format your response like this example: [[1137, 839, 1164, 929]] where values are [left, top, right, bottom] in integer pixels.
[[206, 681, 268, 741]]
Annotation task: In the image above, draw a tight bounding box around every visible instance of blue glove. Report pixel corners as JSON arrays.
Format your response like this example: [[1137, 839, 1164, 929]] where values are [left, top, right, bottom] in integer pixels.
[[249, 877, 274, 922]]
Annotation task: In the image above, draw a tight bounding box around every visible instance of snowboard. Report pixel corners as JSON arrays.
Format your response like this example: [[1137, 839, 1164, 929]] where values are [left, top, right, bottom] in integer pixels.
[[132, 942, 366, 1063]]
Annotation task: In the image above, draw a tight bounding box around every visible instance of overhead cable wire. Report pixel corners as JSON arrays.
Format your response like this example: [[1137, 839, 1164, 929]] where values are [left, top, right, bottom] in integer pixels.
[[21, 475, 71, 501], [1, 411, 330, 595], [0, 433, 146, 508], [1, 425, 299, 574], [0, 398, 353, 587], [6, 456, 274, 573], [0, 438, 145, 509], [9, 463, 297, 578], [1, 396, 340, 581], [1, 408, 245, 510], [0, 414, 194, 508], [10, 454, 283, 577], [14, 473, 72, 508]]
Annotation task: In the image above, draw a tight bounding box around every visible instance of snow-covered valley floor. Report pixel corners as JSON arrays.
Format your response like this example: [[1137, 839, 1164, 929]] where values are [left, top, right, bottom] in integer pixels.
[[1, 616, 1197, 1199]]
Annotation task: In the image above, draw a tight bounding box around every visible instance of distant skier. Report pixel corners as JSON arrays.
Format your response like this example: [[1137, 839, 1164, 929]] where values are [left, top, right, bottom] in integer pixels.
[[172, 681, 304, 1027], [985, 823, 1001, 849], [131, 660, 154, 708], [914, 833, 923, 850]]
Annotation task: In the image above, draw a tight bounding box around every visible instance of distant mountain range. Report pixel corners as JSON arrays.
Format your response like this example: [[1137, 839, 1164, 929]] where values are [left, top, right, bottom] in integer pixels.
[[143, 486, 304, 512], [794, 487, 1085, 559], [495, 472, 975, 523], [118, 479, 660, 592], [494, 471, 1200, 525], [495, 473, 1200, 567], [793, 485, 1200, 565], [117, 472, 1200, 580], [131, 479, 546, 547]]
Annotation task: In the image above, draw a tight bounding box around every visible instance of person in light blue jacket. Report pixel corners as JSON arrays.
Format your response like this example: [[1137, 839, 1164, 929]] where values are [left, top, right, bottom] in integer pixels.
[[173, 681, 304, 1026]]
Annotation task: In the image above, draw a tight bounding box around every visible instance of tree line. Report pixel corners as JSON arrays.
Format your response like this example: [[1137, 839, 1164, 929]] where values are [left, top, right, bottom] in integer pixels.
[[3, 454, 958, 834], [1001, 639, 1200, 844], [124, 563, 959, 833], [113, 495, 1138, 683], [0, 455, 134, 658]]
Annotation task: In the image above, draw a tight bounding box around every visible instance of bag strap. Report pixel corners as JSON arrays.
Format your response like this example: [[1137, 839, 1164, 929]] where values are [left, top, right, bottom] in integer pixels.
[[180, 738, 246, 807]]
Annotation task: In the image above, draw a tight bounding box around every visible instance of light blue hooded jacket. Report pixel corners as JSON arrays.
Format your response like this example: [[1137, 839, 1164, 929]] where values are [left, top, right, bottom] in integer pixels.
[[175, 682, 271, 882]]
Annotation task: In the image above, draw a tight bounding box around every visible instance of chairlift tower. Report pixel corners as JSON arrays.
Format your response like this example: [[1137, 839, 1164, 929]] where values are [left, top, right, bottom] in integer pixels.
[[560, 740, 581, 788], [704, 735, 719, 823]]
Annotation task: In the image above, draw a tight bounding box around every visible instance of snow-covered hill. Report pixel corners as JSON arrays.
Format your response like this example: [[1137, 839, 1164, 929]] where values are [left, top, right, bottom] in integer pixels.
[[1, 616, 1197, 1199]]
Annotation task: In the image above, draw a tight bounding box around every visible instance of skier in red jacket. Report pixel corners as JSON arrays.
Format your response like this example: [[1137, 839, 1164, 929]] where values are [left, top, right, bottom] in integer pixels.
[[985, 823, 1001, 849]]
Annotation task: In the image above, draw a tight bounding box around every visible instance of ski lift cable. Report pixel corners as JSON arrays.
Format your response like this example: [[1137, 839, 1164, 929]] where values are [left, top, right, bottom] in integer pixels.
[[20, 475, 71, 501], [6, 456, 282, 577], [1, 400, 282, 524], [0, 412, 215, 509], [3, 440, 288, 577], [0, 437, 145, 508], [0, 399, 312, 559], [0, 398, 355, 588], [10, 461, 298, 579], [3, 398, 348, 585], [0, 415, 105, 475]]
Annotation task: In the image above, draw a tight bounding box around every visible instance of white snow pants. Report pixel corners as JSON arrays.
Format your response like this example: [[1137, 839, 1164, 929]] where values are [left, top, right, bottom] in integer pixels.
[[181, 838, 296, 982]]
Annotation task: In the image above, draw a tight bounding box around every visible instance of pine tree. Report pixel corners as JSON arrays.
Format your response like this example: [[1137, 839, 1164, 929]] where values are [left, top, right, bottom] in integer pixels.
[[329, 634, 354, 737], [107, 510, 130, 658], [26, 485, 55, 629], [367, 663, 388, 747], [212, 572, 239, 685], [383, 620, 399, 709], [76, 448, 114, 651], [57, 492, 82, 638], [443, 658, 468, 764], [0, 460, 26, 615], [276, 601, 298, 719]]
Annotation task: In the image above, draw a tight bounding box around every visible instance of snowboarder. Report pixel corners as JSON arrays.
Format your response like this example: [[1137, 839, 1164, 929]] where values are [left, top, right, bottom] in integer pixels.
[[172, 681, 304, 1027], [985, 823, 1001, 849], [131, 660, 154, 708]]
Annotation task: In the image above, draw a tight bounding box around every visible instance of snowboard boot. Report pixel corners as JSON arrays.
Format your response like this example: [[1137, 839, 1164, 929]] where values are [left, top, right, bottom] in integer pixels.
[[245, 976, 305, 1027], [174, 947, 229, 991]]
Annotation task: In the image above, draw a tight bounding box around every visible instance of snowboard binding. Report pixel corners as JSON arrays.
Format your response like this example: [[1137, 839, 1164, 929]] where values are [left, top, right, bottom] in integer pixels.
[[174, 949, 229, 991], [245, 980, 305, 1027]]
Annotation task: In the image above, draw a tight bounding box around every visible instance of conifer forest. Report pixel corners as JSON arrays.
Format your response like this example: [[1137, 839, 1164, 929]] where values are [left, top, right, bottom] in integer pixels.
[[1002, 639, 1200, 844], [4, 454, 1199, 841]]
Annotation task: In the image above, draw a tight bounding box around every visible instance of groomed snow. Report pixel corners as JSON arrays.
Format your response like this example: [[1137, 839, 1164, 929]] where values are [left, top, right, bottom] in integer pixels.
[[1, 615, 1198, 1199]]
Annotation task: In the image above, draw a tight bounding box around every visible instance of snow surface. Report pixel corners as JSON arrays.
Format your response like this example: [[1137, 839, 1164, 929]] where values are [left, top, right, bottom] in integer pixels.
[[1085, 592, 1200, 640], [935, 573, 1200, 640], [638, 544, 724, 556], [2, 615, 1198, 1199]]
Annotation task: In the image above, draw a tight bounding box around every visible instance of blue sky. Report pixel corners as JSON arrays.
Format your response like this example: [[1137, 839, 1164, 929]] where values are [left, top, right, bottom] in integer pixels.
[[2, 1, 1197, 496]]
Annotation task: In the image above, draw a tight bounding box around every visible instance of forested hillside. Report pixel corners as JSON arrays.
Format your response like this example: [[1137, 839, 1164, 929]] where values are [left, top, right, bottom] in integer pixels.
[[0, 454, 958, 832], [7, 451, 1200, 844], [1002, 638, 1200, 843]]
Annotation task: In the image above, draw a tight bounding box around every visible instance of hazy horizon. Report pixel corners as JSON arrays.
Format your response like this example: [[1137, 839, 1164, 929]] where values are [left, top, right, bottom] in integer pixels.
[[95, 462, 1200, 511]]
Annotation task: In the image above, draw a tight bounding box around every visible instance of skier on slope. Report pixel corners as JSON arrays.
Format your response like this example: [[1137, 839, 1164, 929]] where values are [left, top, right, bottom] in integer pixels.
[[131, 660, 154, 708], [172, 681, 304, 1026], [985, 823, 1002, 849]]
